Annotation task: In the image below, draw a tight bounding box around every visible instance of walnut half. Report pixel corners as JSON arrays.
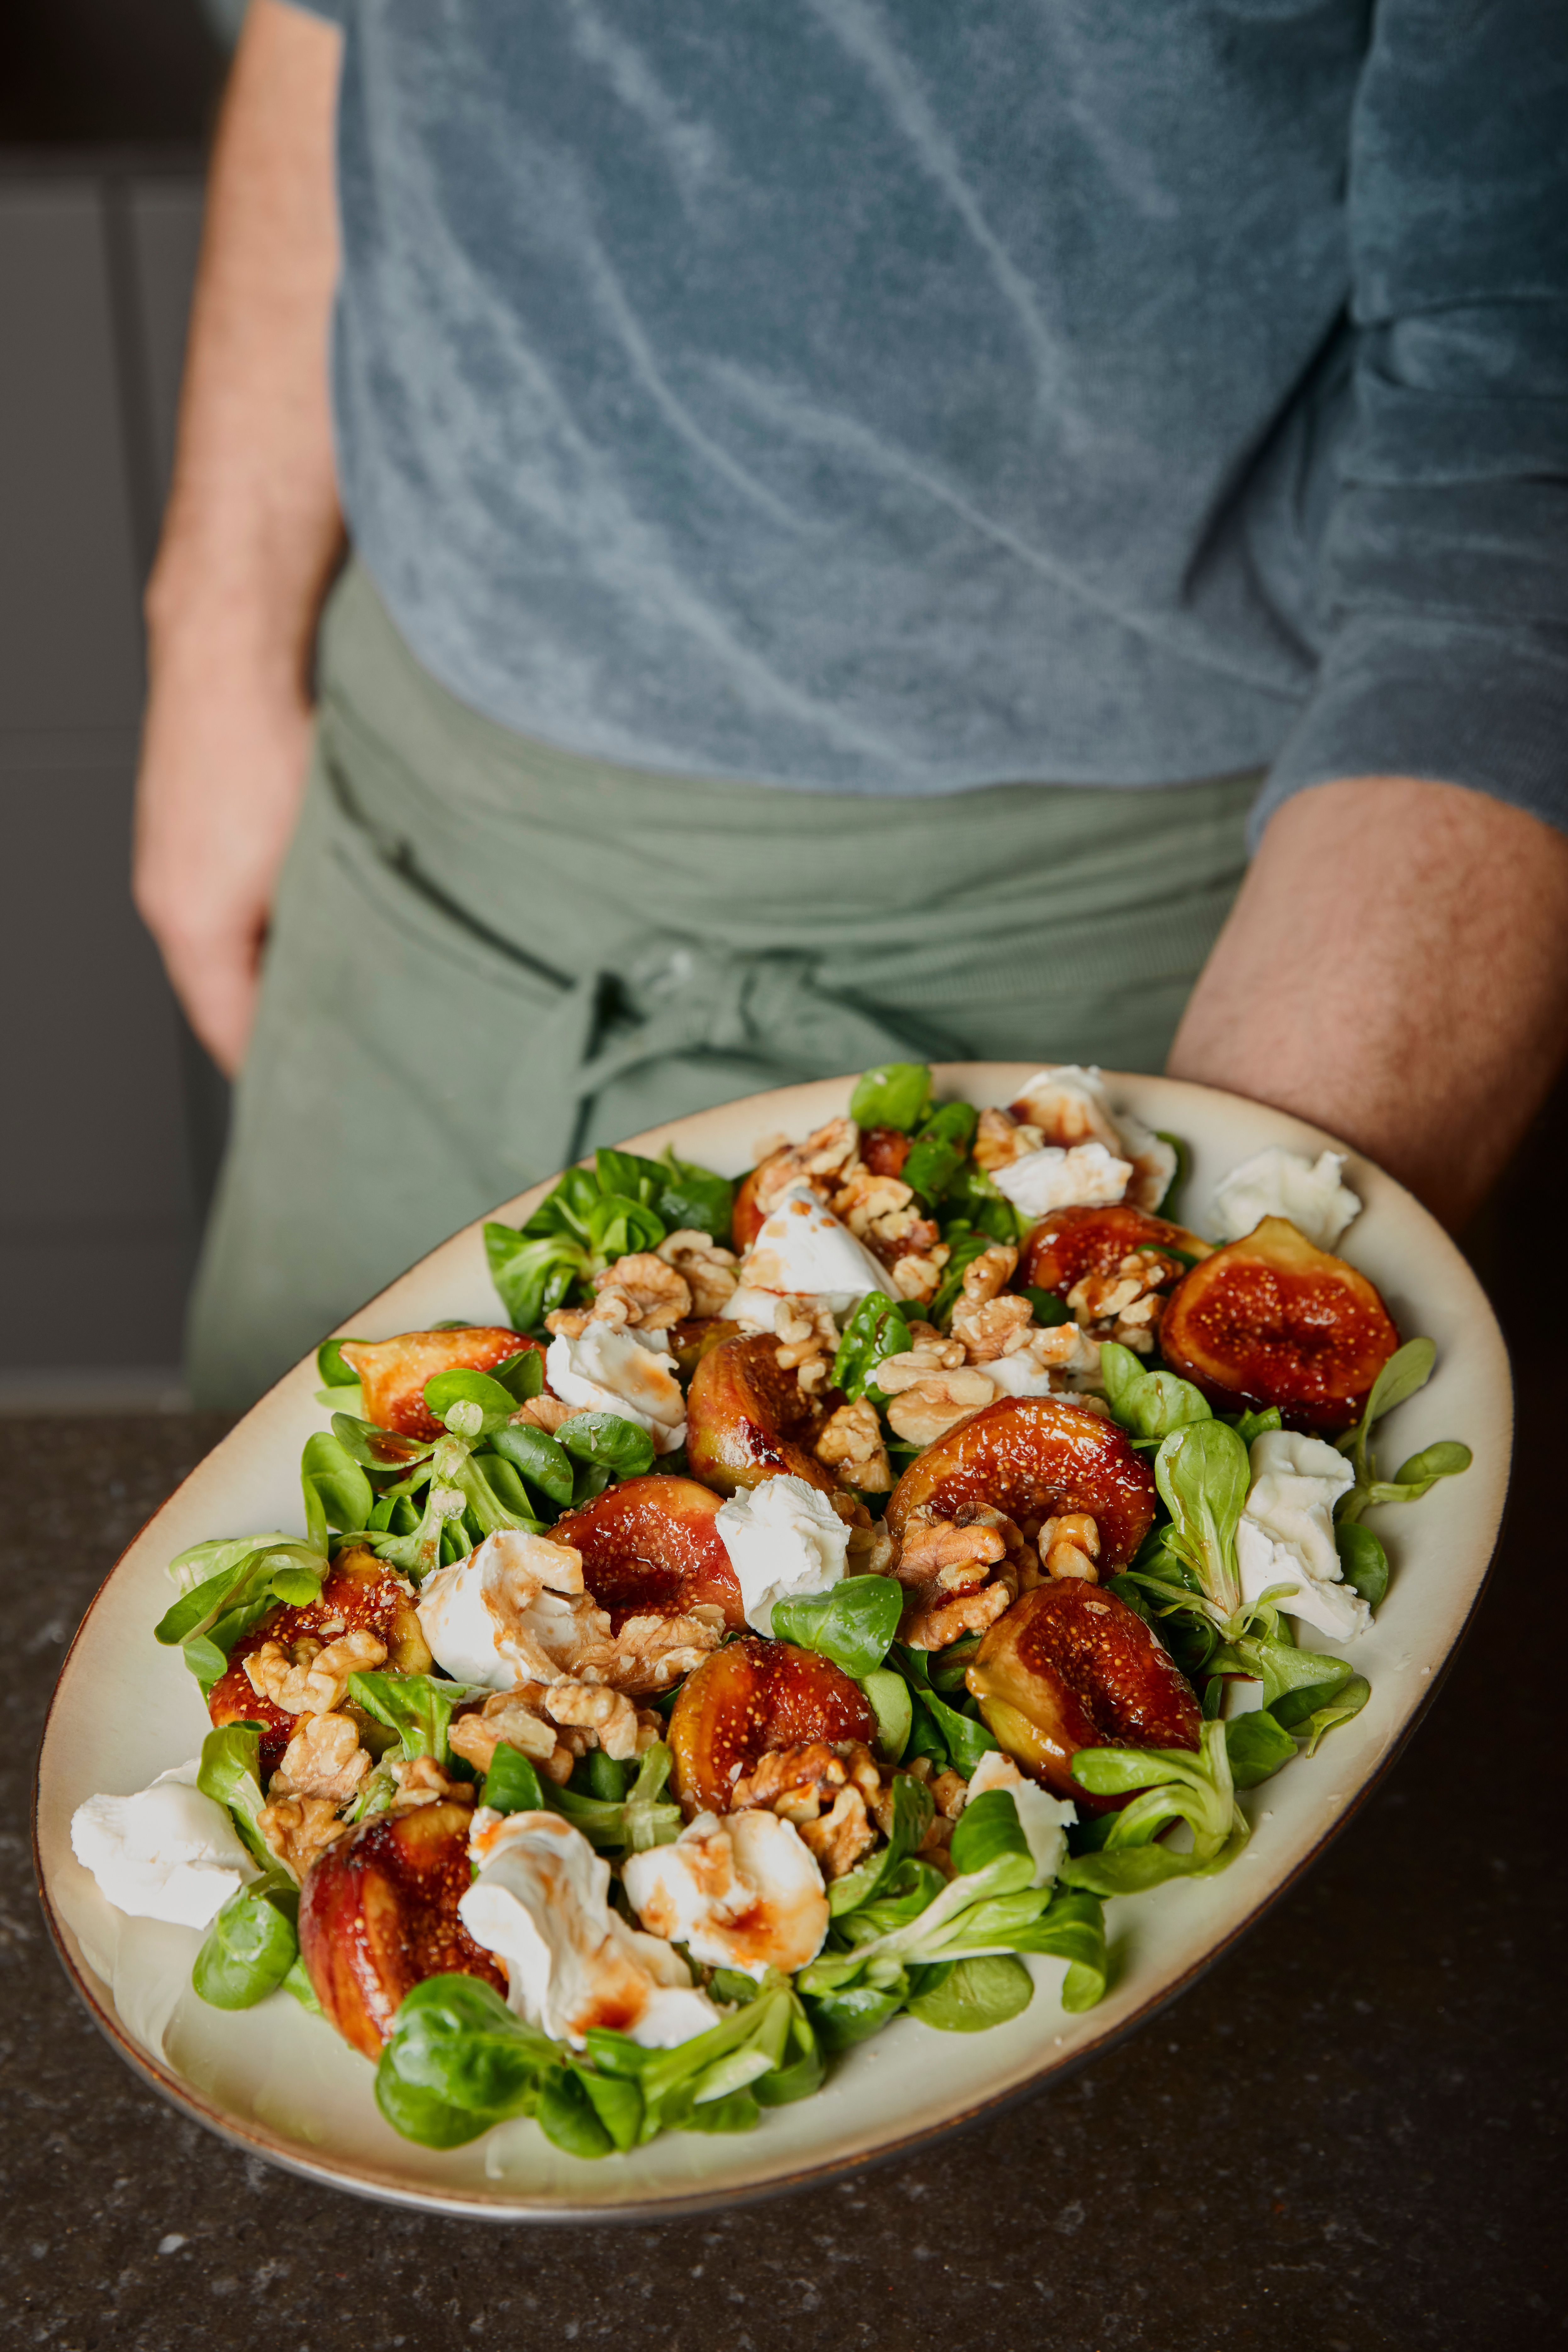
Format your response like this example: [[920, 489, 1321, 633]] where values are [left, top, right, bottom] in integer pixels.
[[815, 1396, 894, 1493]]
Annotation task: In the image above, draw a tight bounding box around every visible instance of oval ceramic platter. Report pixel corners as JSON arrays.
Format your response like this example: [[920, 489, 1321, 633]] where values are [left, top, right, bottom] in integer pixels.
[[34, 1069, 1511, 2220]]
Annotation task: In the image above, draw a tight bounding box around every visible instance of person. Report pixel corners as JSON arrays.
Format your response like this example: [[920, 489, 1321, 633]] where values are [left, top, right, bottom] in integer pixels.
[[135, 0, 1568, 1410]]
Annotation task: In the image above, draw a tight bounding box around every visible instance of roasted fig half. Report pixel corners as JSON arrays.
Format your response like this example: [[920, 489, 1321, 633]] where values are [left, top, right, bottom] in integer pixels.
[[1159, 1214, 1398, 1434], [664, 1317, 739, 1379], [886, 1396, 1156, 1569], [209, 1546, 431, 1777], [731, 1166, 770, 1252], [668, 1636, 876, 1816], [1019, 1203, 1211, 1298], [686, 1332, 836, 1497], [552, 1473, 745, 1630], [860, 1126, 912, 1179], [966, 1582, 1201, 1808], [340, 1327, 543, 1440], [298, 1800, 504, 2058]]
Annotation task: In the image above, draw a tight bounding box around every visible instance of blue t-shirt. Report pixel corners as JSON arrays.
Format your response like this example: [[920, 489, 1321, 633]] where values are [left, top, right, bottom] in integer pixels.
[[293, 0, 1568, 833]]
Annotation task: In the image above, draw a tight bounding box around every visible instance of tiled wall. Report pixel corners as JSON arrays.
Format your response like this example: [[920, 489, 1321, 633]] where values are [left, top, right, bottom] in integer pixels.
[[0, 164, 214, 1400]]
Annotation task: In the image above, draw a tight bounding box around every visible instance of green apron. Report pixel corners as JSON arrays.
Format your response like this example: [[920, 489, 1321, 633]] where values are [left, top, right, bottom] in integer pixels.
[[188, 561, 1257, 1406]]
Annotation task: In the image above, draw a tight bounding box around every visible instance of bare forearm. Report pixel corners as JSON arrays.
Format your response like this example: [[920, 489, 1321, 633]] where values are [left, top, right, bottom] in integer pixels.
[[1168, 776, 1568, 1229], [147, 0, 345, 667], [136, 0, 343, 1074]]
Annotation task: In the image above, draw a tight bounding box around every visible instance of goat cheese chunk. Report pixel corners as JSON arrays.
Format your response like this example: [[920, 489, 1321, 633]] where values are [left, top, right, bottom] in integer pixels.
[[715, 1474, 849, 1636], [418, 1527, 595, 1689], [1212, 1146, 1361, 1251], [545, 1324, 686, 1451], [623, 1808, 829, 1980], [1009, 1064, 1175, 1212], [70, 1760, 257, 1929], [990, 1140, 1132, 1219], [722, 1286, 793, 1334], [461, 1810, 717, 2050], [966, 1751, 1076, 1888], [736, 1183, 892, 1314], [983, 1354, 1057, 1399], [1236, 1428, 1369, 1642]]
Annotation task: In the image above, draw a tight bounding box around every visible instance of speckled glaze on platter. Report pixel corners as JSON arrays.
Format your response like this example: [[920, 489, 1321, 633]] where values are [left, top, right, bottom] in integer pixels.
[[32, 1070, 1512, 2220]]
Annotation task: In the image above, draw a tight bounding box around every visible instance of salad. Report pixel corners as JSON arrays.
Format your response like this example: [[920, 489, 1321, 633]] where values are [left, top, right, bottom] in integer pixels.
[[70, 1063, 1471, 2163]]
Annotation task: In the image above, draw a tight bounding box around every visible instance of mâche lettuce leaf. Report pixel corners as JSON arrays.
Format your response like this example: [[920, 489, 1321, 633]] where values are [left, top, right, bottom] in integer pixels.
[[300, 1431, 375, 1554], [154, 1542, 326, 1694], [849, 1063, 934, 1133], [901, 1102, 979, 1205], [196, 1721, 276, 1873], [832, 1293, 914, 1404], [1335, 1337, 1471, 1521], [1061, 1720, 1248, 1896], [479, 1739, 681, 1853], [376, 1971, 803, 2154], [1153, 1419, 1250, 1626], [1099, 1341, 1212, 1445], [770, 1576, 904, 1679], [905, 1954, 1033, 2032], [347, 1670, 485, 1766], [483, 1148, 734, 1333]]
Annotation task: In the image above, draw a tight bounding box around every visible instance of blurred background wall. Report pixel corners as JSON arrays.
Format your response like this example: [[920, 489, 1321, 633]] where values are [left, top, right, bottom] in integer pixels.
[[1, 0, 234, 1407]]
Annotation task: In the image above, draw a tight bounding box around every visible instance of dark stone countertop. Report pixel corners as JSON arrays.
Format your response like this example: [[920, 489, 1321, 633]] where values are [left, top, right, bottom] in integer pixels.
[[7, 1112, 1564, 2350]]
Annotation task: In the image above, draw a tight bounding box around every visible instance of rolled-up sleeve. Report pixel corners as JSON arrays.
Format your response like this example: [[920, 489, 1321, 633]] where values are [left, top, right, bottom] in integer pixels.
[[1254, 0, 1568, 843]]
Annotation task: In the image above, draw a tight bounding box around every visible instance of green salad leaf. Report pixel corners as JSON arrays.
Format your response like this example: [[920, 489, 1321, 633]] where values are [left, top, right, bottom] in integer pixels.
[[770, 1576, 904, 1678], [190, 1720, 304, 2009], [1153, 1420, 1250, 1625], [423, 1367, 524, 1436], [557, 1412, 658, 1482], [196, 1721, 277, 1874], [829, 1770, 934, 1919], [803, 1780, 1104, 2013], [347, 1670, 483, 1765], [154, 1542, 326, 1694], [487, 1421, 575, 1510], [1152, 1132, 1190, 1219], [651, 1143, 735, 1242], [1061, 1720, 1248, 1894], [485, 1221, 589, 1334], [480, 1739, 681, 1853], [1223, 1706, 1298, 1788], [377, 1969, 807, 2155], [803, 1978, 910, 2050], [938, 1169, 1027, 1249], [163, 1532, 300, 1600], [466, 1453, 552, 1531], [1208, 1621, 1356, 1721], [1335, 1337, 1471, 1522], [849, 1063, 934, 1134], [906, 1954, 1033, 2033], [315, 1338, 365, 1389], [484, 1147, 735, 1332], [300, 1432, 375, 1554], [375, 1976, 561, 2149], [891, 1644, 999, 1776], [901, 1102, 979, 1204], [1335, 1520, 1389, 1609], [1099, 1342, 1212, 1445], [192, 1884, 299, 2010], [832, 1292, 914, 1404], [1005, 1888, 1109, 2013], [857, 1666, 913, 1764], [328, 1413, 435, 1471], [1290, 1673, 1371, 1755]]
